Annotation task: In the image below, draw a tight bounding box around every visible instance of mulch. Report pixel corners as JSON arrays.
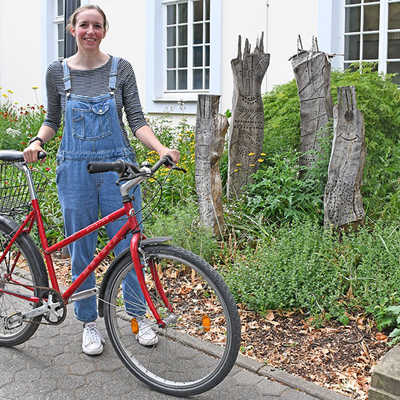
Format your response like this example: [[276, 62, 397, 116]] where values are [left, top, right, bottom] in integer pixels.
[[238, 305, 389, 399]]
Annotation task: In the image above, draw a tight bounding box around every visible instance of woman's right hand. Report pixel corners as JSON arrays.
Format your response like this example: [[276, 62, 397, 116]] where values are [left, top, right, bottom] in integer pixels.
[[23, 142, 45, 163]]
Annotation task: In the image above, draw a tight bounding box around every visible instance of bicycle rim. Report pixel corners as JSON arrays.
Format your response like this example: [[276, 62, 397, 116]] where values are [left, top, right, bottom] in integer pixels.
[[103, 245, 241, 396], [0, 224, 42, 345]]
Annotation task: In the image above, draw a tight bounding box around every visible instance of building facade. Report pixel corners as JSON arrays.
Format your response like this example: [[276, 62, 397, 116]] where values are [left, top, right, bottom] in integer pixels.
[[0, 1, 397, 118]]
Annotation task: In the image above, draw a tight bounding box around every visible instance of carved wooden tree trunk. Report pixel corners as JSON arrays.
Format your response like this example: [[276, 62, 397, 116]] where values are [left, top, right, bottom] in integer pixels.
[[195, 95, 229, 237], [324, 86, 366, 229], [290, 41, 333, 168], [227, 34, 270, 199]]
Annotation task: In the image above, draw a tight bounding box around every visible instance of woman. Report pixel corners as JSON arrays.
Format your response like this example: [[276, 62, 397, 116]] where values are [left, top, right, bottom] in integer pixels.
[[23, 5, 180, 356]]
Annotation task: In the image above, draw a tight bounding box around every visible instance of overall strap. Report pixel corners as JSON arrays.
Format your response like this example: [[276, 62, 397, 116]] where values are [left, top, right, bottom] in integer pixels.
[[109, 56, 120, 91], [62, 60, 72, 92]]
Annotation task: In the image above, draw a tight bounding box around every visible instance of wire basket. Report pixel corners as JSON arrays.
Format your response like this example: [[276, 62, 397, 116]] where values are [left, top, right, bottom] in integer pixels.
[[0, 161, 48, 217]]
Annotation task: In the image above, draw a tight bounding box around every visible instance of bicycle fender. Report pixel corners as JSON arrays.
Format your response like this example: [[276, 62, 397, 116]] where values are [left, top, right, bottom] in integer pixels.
[[97, 236, 172, 317]]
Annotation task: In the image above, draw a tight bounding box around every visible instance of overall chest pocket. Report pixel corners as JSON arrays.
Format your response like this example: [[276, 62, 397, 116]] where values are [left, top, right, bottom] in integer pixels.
[[72, 102, 112, 141]]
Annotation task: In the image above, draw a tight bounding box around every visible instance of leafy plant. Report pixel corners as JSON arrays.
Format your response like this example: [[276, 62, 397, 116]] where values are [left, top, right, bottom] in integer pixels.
[[376, 306, 400, 345]]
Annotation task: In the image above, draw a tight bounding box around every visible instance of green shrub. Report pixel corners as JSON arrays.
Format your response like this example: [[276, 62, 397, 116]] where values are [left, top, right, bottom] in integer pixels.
[[238, 150, 324, 224], [146, 203, 218, 263], [223, 219, 400, 321], [262, 64, 400, 222]]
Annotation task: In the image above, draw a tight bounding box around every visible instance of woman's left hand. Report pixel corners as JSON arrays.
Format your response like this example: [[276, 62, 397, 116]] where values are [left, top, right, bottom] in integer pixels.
[[158, 147, 180, 164]]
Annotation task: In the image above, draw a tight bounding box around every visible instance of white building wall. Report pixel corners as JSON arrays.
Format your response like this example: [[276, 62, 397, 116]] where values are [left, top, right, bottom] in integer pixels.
[[0, 1, 43, 105], [267, 0, 319, 91], [0, 0, 321, 114], [220, 0, 268, 113], [93, 0, 148, 113]]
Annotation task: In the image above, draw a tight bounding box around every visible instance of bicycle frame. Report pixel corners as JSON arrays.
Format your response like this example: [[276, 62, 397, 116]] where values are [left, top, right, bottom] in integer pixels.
[[0, 187, 170, 327]]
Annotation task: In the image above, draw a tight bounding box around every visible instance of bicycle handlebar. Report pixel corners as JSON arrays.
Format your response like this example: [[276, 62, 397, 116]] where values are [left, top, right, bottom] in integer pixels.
[[87, 160, 126, 174], [0, 150, 46, 163], [87, 155, 179, 177]]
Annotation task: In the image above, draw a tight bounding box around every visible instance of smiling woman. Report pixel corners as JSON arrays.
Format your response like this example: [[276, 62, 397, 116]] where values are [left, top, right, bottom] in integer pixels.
[[22, 4, 180, 357]]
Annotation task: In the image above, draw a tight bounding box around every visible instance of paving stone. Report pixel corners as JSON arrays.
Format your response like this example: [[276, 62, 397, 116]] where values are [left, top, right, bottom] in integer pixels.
[[231, 370, 265, 386], [22, 394, 50, 400], [14, 368, 41, 382], [53, 352, 77, 367], [40, 366, 71, 380], [56, 374, 85, 390], [42, 390, 76, 400], [280, 388, 319, 400], [256, 379, 287, 397], [0, 371, 14, 388], [92, 354, 123, 372], [68, 359, 97, 376], [23, 377, 57, 397], [85, 371, 114, 385], [0, 381, 29, 397]]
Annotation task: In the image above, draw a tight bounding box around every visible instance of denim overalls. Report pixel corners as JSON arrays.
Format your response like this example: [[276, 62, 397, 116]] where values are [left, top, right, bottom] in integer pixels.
[[57, 56, 145, 322]]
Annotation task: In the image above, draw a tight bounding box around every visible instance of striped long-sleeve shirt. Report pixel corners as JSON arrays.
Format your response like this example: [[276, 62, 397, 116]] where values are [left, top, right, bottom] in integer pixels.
[[43, 56, 147, 141]]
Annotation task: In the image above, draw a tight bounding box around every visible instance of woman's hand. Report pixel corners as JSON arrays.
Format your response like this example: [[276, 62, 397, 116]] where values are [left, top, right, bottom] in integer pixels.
[[158, 147, 180, 164], [23, 142, 45, 163]]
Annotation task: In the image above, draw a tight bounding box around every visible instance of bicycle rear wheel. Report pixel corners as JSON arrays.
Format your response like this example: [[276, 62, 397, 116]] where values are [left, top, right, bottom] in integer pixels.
[[103, 244, 241, 397], [0, 217, 48, 346]]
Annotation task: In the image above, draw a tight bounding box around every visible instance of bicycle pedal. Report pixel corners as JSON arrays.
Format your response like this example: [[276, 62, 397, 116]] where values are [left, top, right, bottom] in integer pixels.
[[70, 287, 98, 302], [5, 312, 23, 330]]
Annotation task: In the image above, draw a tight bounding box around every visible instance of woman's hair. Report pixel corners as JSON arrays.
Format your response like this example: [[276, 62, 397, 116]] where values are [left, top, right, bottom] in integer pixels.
[[66, 5, 109, 32]]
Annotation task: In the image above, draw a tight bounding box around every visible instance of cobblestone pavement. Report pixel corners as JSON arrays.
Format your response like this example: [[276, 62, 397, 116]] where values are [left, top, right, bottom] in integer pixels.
[[0, 305, 347, 400]]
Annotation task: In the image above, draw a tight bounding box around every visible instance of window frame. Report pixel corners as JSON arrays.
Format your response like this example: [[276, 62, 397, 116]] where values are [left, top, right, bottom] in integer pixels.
[[145, 0, 222, 114], [164, 0, 211, 93], [320, 0, 400, 78]]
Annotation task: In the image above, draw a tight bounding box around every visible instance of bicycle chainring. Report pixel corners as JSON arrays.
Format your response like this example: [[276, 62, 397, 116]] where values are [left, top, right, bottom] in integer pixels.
[[42, 288, 67, 325]]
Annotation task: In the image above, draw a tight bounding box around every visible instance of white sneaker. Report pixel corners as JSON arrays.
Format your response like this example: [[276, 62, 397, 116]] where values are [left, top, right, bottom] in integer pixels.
[[137, 317, 159, 346], [82, 322, 105, 356]]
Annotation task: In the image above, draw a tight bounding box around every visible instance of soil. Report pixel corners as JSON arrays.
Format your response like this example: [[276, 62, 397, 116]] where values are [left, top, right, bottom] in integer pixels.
[[52, 252, 389, 400]]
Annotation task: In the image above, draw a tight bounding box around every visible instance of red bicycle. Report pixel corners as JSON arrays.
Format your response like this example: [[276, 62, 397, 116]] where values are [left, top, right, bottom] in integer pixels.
[[0, 150, 241, 397]]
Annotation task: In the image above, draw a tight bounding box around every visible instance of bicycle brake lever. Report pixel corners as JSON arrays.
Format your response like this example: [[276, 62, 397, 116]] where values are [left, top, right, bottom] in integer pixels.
[[172, 166, 187, 173]]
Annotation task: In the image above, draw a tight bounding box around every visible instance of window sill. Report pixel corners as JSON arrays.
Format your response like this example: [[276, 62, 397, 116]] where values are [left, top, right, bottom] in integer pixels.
[[153, 91, 210, 103]]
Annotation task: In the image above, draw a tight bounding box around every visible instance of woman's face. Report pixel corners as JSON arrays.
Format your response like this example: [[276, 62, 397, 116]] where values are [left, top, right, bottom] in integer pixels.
[[70, 9, 106, 52]]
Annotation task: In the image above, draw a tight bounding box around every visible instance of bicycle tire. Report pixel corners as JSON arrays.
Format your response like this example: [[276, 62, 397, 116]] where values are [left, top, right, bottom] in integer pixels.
[[0, 216, 48, 346], [103, 244, 241, 397]]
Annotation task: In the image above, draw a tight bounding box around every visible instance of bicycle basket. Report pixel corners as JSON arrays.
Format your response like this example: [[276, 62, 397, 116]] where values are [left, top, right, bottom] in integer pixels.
[[0, 161, 48, 217]]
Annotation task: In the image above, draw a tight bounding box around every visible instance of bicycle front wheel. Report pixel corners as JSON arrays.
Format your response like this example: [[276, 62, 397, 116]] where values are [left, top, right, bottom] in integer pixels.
[[103, 245, 241, 397]]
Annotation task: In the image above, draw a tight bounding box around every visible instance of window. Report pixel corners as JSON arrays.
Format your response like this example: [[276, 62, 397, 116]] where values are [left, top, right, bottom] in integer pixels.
[[54, 0, 65, 60], [343, 0, 400, 83], [145, 0, 221, 114], [387, 1, 400, 83], [165, 0, 210, 92], [54, 0, 81, 60]]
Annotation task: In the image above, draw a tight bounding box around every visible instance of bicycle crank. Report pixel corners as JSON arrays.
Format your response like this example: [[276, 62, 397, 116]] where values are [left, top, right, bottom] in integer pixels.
[[4, 288, 67, 329]]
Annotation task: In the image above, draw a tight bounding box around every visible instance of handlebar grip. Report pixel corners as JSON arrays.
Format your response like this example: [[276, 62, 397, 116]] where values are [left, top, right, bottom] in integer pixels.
[[151, 155, 174, 174], [87, 160, 125, 174]]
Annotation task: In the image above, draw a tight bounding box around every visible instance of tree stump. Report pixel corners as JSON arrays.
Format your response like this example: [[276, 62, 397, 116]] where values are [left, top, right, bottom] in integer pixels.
[[227, 34, 270, 199], [324, 86, 366, 229], [290, 37, 333, 168], [195, 95, 229, 238]]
